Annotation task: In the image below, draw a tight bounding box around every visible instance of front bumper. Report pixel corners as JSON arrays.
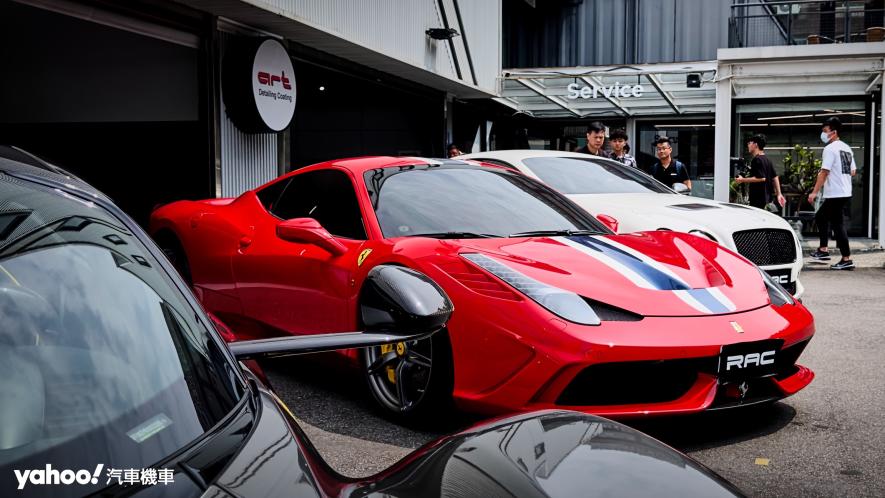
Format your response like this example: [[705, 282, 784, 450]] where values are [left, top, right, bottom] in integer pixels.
[[451, 301, 815, 418]]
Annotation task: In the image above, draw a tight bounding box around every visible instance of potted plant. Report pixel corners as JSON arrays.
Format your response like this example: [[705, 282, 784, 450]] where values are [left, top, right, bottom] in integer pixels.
[[782, 144, 821, 232]]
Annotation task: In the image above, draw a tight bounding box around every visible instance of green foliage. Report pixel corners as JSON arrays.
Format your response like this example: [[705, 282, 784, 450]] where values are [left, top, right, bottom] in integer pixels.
[[729, 177, 748, 205], [782, 144, 821, 212]]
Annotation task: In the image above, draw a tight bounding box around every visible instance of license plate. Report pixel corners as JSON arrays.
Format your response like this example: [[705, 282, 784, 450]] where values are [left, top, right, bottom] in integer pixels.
[[718, 339, 783, 382], [765, 268, 792, 286]]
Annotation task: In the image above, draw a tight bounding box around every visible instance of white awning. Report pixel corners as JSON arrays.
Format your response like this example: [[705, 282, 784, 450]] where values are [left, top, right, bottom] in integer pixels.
[[497, 61, 718, 118]]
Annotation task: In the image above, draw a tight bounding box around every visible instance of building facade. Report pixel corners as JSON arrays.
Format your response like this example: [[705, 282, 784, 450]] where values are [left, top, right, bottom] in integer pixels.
[[497, 0, 885, 245], [0, 0, 502, 224]]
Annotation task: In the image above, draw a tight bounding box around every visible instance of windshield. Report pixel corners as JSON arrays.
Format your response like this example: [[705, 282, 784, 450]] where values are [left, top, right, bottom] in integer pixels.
[[0, 173, 243, 497], [364, 164, 607, 239], [522, 157, 672, 194]]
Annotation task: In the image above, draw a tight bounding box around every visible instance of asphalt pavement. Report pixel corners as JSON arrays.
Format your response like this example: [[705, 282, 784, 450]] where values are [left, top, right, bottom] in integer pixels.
[[264, 265, 885, 496]]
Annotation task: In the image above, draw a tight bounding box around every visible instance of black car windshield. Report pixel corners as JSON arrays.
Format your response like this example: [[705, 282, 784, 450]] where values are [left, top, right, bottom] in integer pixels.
[[364, 164, 608, 238], [0, 173, 243, 496], [522, 156, 672, 194]]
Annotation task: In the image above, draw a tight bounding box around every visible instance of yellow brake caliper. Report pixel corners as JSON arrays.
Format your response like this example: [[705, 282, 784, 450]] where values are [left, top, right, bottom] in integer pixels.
[[380, 343, 406, 384]]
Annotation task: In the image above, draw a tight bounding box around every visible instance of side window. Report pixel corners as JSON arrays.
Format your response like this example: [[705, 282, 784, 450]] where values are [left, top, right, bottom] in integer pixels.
[[256, 178, 291, 212], [268, 170, 366, 240]]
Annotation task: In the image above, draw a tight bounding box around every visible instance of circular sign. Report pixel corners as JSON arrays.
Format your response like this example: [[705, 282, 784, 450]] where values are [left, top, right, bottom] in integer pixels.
[[222, 37, 296, 133], [251, 39, 296, 131]]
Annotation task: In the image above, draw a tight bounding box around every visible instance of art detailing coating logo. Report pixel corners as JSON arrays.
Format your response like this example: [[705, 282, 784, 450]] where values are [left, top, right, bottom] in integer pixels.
[[257, 71, 292, 90], [251, 39, 296, 131]]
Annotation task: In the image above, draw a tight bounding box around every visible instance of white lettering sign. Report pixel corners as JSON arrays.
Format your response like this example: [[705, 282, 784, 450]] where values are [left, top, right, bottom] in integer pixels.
[[567, 82, 643, 100]]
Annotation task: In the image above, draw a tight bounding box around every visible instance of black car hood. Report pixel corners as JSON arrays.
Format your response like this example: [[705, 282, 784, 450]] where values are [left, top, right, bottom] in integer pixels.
[[342, 410, 743, 498], [205, 387, 742, 498]]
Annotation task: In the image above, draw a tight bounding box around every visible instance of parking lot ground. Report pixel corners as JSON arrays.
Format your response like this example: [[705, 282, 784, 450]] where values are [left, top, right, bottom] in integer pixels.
[[264, 268, 885, 496]]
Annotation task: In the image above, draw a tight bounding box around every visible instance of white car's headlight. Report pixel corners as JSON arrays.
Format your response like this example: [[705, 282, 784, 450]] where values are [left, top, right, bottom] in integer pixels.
[[759, 267, 795, 306], [462, 253, 601, 325]]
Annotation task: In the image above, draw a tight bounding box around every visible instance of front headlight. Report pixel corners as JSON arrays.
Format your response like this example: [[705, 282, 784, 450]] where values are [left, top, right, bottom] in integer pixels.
[[688, 229, 718, 242], [759, 267, 795, 306], [462, 253, 601, 325]]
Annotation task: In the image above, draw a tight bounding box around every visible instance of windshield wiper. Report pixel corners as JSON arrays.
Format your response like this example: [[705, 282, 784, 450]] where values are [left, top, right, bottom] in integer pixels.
[[410, 231, 499, 239], [508, 229, 602, 238]]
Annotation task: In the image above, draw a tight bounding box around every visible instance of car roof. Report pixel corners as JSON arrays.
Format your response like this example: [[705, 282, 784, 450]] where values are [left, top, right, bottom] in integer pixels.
[[0, 146, 104, 199], [460, 149, 623, 166], [258, 156, 499, 190]]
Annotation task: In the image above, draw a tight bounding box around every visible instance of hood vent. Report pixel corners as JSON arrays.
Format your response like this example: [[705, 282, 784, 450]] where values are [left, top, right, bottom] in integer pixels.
[[668, 203, 721, 211], [720, 203, 752, 210]]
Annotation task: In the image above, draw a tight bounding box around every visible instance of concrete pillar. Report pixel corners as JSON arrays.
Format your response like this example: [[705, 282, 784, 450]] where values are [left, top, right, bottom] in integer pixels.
[[714, 64, 733, 202]]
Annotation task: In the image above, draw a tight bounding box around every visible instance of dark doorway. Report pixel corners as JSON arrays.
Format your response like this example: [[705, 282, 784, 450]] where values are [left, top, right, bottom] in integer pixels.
[[0, 2, 209, 226], [289, 58, 445, 168]]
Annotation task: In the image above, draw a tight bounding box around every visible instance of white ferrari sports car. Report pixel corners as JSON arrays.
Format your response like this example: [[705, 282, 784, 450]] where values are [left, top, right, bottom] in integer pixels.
[[461, 149, 804, 297]]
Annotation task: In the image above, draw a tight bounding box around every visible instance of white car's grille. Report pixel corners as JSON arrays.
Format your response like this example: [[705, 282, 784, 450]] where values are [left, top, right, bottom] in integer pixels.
[[733, 229, 797, 266]]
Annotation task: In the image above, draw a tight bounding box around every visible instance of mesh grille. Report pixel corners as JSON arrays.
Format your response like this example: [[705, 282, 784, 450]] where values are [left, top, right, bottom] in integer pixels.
[[732, 229, 796, 265]]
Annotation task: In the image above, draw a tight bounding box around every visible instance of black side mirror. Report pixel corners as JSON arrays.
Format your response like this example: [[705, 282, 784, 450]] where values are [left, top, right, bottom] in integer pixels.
[[228, 265, 453, 360]]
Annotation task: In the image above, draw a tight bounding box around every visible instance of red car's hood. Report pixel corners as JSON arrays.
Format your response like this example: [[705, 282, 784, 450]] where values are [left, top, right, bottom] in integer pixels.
[[449, 231, 769, 317]]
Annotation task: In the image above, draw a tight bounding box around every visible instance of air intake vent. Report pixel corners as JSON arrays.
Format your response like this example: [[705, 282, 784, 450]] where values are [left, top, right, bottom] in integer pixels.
[[583, 298, 643, 321]]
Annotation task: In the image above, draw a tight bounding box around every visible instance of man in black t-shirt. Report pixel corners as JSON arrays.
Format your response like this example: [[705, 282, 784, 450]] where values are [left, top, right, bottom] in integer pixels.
[[650, 137, 690, 190], [577, 121, 611, 158], [736, 134, 785, 210]]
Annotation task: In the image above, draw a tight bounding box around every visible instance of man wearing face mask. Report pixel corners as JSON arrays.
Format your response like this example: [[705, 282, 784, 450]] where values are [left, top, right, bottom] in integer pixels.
[[808, 117, 857, 270]]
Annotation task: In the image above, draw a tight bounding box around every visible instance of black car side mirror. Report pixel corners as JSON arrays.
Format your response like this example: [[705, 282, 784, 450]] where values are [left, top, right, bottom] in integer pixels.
[[228, 265, 453, 360]]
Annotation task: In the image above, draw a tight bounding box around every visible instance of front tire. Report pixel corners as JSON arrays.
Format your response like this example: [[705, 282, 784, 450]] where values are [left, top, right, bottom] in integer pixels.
[[362, 329, 453, 425]]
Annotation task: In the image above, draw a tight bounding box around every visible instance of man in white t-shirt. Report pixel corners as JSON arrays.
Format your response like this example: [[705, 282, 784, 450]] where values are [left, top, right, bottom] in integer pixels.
[[808, 117, 857, 270]]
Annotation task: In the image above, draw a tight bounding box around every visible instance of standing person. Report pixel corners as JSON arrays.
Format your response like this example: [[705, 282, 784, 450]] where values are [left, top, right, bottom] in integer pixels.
[[577, 122, 610, 158], [447, 143, 463, 158], [808, 117, 857, 270], [735, 133, 786, 210], [609, 129, 638, 168], [650, 137, 691, 191]]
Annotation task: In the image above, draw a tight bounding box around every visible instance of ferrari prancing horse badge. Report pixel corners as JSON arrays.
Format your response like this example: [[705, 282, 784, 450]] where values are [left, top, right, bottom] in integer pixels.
[[358, 249, 372, 267]]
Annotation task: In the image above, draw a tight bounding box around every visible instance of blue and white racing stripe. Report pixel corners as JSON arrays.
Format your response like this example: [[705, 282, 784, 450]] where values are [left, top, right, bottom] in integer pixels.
[[555, 235, 736, 314]]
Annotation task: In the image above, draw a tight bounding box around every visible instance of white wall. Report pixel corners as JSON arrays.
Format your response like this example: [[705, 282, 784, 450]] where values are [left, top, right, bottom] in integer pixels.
[[244, 0, 501, 94]]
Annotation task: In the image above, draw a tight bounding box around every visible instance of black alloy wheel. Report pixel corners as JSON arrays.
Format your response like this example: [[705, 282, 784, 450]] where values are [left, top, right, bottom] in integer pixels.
[[362, 331, 452, 422]]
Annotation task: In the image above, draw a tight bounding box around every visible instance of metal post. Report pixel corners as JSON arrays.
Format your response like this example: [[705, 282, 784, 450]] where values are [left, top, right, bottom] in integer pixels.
[[714, 64, 733, 202], [843, 0, 851, 42], [787, 4, 793, 45], [878, 70, 885, 248]]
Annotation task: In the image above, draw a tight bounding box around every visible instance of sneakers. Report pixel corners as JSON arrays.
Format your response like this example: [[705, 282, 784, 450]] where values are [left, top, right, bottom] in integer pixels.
[[809, 250, 831, 261], [830, 260, 855, 271]]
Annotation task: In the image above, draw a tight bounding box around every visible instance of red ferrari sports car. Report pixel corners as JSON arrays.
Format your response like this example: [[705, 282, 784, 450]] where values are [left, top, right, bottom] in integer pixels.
[[150, 157, 814, 420]]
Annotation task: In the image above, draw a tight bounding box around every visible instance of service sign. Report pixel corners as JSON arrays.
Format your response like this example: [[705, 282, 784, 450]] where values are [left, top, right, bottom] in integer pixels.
[[252, 39, 296, 132], [566, 82, 644, 100]]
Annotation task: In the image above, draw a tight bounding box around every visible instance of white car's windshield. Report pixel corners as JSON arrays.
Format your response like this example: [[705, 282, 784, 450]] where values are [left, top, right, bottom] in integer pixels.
[[523, 157, 672, 195]]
